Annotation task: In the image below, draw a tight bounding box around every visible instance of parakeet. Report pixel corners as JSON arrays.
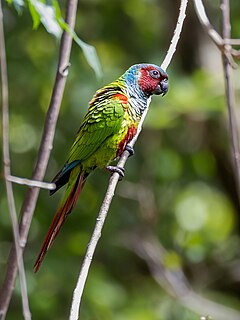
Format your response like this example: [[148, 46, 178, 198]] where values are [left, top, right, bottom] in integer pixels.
[[34, 63, 168, 272]]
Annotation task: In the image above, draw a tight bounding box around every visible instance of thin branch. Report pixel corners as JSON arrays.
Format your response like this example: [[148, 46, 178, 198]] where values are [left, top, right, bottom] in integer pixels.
[[220, 0, 240, 202], [225, 38, 240, 45], [193, 0, 240, 201], [7, 175, 56, 190], [69, 1, 189, 319], [193, 0, 224, 49], [0, 1, 31, 319], [0, 0, 79, 317], [193, 0, 238, 67], [231, 48, 240, 58]]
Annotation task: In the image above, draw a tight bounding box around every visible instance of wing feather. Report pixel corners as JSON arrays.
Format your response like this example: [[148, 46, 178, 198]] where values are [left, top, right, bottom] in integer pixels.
[[67, 97, 125, 163]]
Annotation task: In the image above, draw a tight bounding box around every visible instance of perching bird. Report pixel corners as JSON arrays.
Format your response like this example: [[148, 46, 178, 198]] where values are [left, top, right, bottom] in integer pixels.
[[34, 63, 168, 272]]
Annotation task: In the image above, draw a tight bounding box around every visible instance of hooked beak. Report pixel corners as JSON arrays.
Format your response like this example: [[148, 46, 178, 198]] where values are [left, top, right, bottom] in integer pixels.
[[153, 79, 168, 96]]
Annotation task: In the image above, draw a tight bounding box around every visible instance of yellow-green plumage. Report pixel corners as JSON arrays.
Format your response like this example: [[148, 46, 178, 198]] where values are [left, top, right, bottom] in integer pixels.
[[68, 88, 126, 169], [34, 63, 168, 271]]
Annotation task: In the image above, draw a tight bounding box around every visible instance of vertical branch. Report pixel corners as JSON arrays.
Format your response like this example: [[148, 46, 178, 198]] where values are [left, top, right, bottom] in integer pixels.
[[69, 1, 189, 319], [0, 0, 79, 318], [0, 1, 31, 319], [194, 0, 240, 201], [220, 0, 240, 201]]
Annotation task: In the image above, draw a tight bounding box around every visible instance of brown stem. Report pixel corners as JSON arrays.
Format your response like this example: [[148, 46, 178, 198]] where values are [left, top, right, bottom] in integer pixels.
[[0, 0, 79, 317], [0, 0, 31, 318], [220, 0, 240, 202], [193, 0, 238, 68]]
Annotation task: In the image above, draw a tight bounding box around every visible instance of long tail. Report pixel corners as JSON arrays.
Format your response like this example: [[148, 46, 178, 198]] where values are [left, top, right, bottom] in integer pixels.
[[34, 167, 88, 272]]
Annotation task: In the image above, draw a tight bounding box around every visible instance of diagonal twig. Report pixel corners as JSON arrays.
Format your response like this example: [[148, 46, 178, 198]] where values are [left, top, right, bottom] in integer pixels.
[[69, 1, 189, 319], [193, 0, 224, 49], [193, 0, 238, 67], [0, 0, 79, 318], [0, 0, 31, 319]]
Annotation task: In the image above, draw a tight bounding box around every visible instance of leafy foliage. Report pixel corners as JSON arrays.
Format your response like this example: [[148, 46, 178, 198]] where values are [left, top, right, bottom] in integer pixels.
[[28, 0, 62, 36], [7, 0, 102, 77]]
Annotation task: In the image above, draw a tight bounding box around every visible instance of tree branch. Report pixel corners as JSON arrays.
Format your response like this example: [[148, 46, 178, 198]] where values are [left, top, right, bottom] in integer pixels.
[[0, 0, 79, 317], [193, 0, 240, 202], [7, 175, 55, 190], [220, 0, 240, 202], [161, 0, 189, 70], [0, 0, 31, 319], [225, 38, 240, 45], [193, 0, 224, 49], [193, 0, 238, 67], [69, 1, 189, 319]]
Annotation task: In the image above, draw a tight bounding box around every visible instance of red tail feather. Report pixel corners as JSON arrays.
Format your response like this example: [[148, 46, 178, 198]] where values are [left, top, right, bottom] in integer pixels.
[[34, 174, 84, 272]]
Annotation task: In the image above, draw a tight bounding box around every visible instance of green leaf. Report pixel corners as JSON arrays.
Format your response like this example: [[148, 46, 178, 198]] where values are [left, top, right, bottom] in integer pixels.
[[53, 0, 102, 79], [8, 0, 25, 14], [28, 0, 62, 38], [27, 0, 40, 29], [22, 0, 102, 78], [73, 36, 102, 80], [52, 0, 62, 20]]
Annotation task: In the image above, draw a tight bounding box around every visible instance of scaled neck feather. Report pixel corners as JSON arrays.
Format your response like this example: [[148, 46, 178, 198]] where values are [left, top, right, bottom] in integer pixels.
[[120, 70, 151, 118]]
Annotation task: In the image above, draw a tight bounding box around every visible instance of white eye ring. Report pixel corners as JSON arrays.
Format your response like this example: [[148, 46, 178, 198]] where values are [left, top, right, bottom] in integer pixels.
[[149, 70, 160, 79]]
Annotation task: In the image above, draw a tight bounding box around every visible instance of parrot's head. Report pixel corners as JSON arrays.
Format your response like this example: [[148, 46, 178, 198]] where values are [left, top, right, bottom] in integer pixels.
[[124, 63, 168, 98]]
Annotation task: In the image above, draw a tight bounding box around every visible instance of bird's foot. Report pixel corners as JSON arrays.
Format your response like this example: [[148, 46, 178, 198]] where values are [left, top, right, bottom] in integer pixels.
[[106, 165, 125, 180], [125, 144, 135, 157]]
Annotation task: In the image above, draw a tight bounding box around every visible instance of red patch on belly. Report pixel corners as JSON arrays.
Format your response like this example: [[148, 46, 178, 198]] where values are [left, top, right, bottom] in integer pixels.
[[116, 126, 137, 158]]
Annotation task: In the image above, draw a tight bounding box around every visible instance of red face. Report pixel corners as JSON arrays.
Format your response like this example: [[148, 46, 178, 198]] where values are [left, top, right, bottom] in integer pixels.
[[138, 66, 168, 96]]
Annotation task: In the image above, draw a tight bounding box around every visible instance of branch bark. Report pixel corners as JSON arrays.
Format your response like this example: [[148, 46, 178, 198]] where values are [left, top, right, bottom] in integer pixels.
[[193, 0, 240, 203], [7, 175, 55, 190], [0, 0, 79, 318], [0, 0, 31, 319], [69, 1, 189, 319], [220, 0, 240, 202], [193, 0, 238, 68]]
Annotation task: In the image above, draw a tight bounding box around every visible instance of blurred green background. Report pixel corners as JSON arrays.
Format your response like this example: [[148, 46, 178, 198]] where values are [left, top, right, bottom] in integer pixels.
[[1, 0, 240, 319]]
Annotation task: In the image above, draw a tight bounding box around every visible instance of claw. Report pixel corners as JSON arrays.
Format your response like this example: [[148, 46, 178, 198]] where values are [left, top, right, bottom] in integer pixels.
[[106, 165, 125, 180], [125, 144, 135, 157]]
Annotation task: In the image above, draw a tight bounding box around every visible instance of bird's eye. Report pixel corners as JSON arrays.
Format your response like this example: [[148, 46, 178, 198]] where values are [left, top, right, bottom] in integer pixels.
[[149, 70, 160, 79]]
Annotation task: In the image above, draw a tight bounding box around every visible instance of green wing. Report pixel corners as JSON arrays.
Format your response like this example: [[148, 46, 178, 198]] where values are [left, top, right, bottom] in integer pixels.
[[67, 97, 124, 163]]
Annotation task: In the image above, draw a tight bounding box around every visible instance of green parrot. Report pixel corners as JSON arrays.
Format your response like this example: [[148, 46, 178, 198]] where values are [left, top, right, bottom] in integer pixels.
[[34, 63, 168, 272]]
